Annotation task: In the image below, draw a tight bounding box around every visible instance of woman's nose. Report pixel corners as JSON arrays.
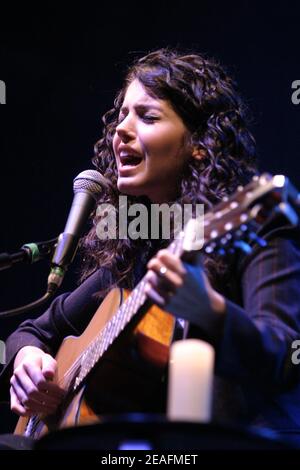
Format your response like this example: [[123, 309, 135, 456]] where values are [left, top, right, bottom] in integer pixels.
[[116, 116, 135, 142]]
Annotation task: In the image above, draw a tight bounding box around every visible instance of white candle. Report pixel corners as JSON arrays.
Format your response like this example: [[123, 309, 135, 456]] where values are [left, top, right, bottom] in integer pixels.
[[167, 339, 215, 422]]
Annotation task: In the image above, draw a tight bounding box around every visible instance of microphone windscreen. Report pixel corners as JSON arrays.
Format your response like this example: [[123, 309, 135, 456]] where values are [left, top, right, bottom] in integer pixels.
[[73, 169, 110, 197]]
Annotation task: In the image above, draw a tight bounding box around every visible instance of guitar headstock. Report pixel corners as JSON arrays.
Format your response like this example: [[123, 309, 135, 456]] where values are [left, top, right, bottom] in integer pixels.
[[181, 173, 300, 256]]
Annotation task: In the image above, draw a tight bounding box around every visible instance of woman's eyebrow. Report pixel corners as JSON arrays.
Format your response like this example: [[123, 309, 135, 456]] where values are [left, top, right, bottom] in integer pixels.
[[120, 102, 163, 113], [135, 103, 162, 111]]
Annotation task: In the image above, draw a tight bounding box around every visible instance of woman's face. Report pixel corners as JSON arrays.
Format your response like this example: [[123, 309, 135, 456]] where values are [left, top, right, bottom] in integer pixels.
[[112, 79, 191, 203]]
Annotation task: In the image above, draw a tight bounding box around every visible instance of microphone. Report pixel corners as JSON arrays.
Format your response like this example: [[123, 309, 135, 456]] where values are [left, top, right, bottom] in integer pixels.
[[47, 169, 107, 292]]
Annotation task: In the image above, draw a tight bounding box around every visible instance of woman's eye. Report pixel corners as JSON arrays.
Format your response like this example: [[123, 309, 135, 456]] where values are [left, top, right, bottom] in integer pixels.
[[142, 115, 159, 123]]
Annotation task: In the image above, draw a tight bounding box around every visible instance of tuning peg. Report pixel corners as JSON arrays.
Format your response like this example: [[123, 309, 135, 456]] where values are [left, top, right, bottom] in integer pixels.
[[233, 240, 252, 254], [235, 230, 244, 239], [247, 232, 267, 247], [275, 202, 299, 226], [234, 224, 248, 239], [220, 236, 229, 246], [205, 244, 215, 254], [226, 232, 233, 239]]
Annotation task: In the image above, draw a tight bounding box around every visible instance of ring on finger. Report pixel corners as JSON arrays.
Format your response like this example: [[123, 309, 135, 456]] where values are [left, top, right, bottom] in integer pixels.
[[159, 265, 168, 276]]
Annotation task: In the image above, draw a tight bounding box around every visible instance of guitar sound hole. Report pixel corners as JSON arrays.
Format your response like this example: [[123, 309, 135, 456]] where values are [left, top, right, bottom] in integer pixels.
[[84, 337, 167, 416]]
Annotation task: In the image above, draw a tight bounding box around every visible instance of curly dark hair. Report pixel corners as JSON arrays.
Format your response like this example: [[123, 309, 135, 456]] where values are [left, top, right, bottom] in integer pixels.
[[79, 47, 257, 295]]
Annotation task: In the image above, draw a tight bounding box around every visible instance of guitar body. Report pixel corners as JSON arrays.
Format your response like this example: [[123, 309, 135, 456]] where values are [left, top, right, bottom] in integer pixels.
[[14, 287, 175, 437]]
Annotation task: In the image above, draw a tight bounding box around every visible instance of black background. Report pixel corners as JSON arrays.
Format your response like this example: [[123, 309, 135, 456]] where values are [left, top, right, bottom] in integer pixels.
[[0, 1, 299, 433]]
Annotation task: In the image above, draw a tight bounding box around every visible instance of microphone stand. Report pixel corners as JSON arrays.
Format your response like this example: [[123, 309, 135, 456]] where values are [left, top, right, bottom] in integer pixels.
[[0, 168, 106, 318], [0, 238, 58, 271], [0, 237, 59, 318]]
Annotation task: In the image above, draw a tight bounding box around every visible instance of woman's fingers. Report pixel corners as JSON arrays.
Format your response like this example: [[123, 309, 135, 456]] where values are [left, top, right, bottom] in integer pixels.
[[38, 380, 65, 399], [10, 374, 59, 415], [10, 386, 32, 417], [24, 361, 65, 399], [41, 353, 57, 381], [10, 350, 64, 416], [144, 282, 167, 307], [14, 363, 62, 403], [10, 382, 57, 417], [145, 250, 187, 305], [148, 251, 186, 285], [155, 249, 187, 276]]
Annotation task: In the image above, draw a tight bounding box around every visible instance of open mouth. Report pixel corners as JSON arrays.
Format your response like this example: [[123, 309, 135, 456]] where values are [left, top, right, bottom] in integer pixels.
[[119, 154, 143, 168]]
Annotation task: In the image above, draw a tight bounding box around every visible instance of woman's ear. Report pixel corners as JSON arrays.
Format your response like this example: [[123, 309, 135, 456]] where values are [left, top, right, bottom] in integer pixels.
[[192, 147, 206, 161]]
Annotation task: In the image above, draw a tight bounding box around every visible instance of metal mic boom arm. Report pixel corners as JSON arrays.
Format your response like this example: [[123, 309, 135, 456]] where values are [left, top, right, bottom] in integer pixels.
[[0, 237, 58, 272]]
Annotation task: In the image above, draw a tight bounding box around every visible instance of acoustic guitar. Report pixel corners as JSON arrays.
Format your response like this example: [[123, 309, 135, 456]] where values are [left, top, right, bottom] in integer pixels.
[[14, 173, 300, 438]]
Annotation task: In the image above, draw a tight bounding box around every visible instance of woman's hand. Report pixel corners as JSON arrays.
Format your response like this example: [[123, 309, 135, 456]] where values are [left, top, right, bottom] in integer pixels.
[[10, 346, 65, 417], [145, 249, 187, 307], [145, 249, 225, 315]]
